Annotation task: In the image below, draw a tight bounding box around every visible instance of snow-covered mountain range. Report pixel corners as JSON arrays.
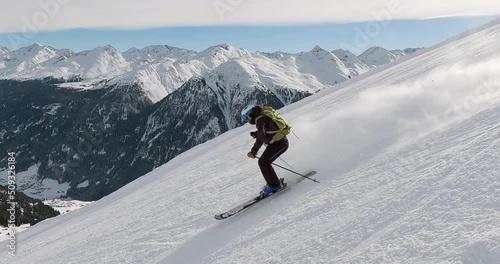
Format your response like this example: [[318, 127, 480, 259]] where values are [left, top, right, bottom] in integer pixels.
[[0, 43, 420, 202], [0, 43, 420, 103], [2, 19, 499, 264]]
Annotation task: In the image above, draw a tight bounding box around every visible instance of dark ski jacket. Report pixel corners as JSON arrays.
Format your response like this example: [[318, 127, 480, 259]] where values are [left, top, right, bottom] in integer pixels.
[[250, 106, 289, 155]]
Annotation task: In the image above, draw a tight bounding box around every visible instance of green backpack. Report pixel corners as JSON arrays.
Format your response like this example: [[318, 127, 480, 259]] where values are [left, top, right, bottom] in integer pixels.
[[257, 106, 292, 142]]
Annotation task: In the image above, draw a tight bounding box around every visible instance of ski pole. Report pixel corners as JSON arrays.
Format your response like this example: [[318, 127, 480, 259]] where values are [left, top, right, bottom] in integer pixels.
[[255, 156, 320, 183], [278, 157, 293, 168]]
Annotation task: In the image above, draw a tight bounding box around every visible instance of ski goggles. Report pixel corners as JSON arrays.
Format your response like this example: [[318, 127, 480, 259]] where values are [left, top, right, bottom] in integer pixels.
[[241, 110, 252, 123]]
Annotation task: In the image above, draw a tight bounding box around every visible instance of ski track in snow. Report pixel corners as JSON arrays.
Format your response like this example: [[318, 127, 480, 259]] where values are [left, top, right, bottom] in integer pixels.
[[2, 19, 500, 264]]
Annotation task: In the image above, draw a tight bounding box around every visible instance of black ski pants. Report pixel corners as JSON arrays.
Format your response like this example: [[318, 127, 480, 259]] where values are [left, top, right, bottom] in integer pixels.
[[258, 139, 289, 187]]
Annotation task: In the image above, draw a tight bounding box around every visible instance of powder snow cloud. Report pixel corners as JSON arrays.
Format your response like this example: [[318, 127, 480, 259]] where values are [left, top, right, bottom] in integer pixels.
[[288, 55, 500, 172], [1, 0, 500, 34]]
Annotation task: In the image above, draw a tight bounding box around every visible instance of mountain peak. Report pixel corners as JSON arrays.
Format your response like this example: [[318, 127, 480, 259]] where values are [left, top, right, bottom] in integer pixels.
[[296, 45, 333, 58], [101, 45, 118, 53], [139, 45, 195, 56], [16, 43, 57, 53], [359, 46, 394, 66], [125, 47, 140, 53], [74, 45, 115, 56], [256, 50, 292, 60], [27, 43, 43, 49], [201, 44, 243, 56], [210, 43, 233, 50], [310, 45, 328, 53], [122, 45, 196, 64], [141, 45, 171, 52], [195, 44, 250, 67], [363, 46, 389, 53], [162, 44, 195, 53], [74, 45, 120, 57]]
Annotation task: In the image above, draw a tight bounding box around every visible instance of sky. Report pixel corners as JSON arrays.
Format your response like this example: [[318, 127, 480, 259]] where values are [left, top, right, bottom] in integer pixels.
[[0, 16, 498, 55], [1, 0, 499, 54]]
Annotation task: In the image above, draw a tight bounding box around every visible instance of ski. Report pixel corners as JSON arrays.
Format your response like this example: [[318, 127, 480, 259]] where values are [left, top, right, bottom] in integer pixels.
[[214, 171, 317, 220], [214, 178, 288, 220]]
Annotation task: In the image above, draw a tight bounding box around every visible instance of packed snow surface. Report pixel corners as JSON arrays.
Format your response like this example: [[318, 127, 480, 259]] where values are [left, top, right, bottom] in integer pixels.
[[2, 20, 500, 263], [0, 225, 29, 243]]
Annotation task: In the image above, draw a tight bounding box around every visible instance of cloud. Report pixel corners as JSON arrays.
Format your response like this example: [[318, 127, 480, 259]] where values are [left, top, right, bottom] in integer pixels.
[[1, 0, 500, 34]]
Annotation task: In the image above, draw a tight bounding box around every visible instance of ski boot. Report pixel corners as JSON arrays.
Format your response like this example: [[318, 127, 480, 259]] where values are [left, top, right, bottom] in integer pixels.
[[261, 178, 286, 196]]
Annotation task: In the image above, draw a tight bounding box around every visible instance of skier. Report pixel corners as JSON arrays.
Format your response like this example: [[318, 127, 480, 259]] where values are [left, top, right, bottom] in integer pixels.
[[241, 105, 289, 195]]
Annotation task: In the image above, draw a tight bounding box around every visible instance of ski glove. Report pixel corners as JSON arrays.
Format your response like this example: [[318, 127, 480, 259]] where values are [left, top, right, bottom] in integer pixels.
[[250, 131, 257, 138], [247, 152, 256, 159]]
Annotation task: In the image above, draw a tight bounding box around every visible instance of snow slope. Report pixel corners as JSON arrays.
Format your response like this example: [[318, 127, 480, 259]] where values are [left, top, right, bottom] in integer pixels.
[[0, 225, 29, 243], [2, 20, 500, 263]]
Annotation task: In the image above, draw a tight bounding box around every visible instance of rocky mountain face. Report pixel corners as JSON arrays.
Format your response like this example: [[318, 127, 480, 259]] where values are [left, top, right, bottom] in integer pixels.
[[0, 43, 420, 201], [0, 79, 149, 200]]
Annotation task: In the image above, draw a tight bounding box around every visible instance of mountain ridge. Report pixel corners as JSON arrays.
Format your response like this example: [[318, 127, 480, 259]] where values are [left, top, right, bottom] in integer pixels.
[[0, 43, 422, 103]]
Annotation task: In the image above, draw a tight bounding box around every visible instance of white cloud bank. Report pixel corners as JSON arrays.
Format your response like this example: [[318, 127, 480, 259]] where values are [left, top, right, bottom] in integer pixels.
[[1, 0, 500, 34]]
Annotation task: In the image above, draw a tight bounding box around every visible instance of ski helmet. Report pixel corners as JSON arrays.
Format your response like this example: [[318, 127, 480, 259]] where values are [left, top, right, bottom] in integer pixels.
[[241, 105, 254, 123]]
